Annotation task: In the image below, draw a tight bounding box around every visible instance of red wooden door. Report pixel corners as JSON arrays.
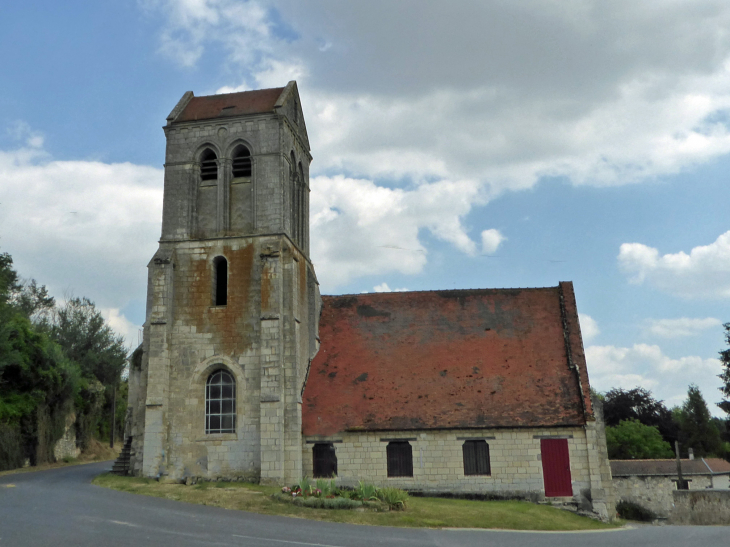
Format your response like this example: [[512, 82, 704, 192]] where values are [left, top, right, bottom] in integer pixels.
[[541, 439, 573, 497]]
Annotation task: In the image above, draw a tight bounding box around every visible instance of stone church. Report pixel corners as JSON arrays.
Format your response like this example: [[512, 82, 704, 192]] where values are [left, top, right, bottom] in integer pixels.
[[124, 81, 614, 519]]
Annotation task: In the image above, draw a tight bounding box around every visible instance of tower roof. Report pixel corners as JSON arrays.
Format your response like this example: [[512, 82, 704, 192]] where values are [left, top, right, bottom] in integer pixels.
[[169, 86, 286, 124]]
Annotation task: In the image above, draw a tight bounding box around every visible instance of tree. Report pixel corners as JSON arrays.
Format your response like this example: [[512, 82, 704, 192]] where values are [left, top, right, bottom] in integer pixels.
[[676, 384, 723, 458], [605, 419, 675, 459], [719, 322, 730, 415], [51, 297, 127, 386], [602, 387, 678, 446]]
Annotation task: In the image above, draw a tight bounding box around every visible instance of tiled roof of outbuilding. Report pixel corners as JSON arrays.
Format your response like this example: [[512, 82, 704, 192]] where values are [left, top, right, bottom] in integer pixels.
[[611, 458, 730, 476], [172, 87, 285, 123], [302, 282, 593, 436]]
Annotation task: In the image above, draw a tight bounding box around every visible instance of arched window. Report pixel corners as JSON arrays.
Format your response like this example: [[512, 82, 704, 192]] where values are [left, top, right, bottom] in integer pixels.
[[200, 149, 218, 181], [206, 369, 236, 434], [213, 256, 227, 306], [290, 151, 299, 243], [232, 145, 252, 178], [298, 162, 305, 247]]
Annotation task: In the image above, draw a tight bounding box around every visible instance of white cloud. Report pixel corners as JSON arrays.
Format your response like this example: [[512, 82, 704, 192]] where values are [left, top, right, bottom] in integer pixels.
[[101, 308, 143, 350], [147, 2, 730, 189], [310, 175, 482, 288], [618, 231, 730, 298], [579, 314, 600, 343], [645, 317, 722, 338], [0, 135, 163, 318], [372, 283, 408, 293], [480, 229, 505, 255], [586, 343, 722, 411]]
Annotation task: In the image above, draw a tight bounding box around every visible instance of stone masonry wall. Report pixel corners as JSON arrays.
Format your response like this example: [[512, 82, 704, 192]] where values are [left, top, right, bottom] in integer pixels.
[[613, 474, 712, 518], [670, 489, 730, 525], [303, 427, 594, 500]]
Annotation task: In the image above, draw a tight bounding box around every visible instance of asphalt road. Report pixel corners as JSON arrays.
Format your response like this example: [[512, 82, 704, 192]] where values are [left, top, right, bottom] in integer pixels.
[[0, 462, 726, 546]]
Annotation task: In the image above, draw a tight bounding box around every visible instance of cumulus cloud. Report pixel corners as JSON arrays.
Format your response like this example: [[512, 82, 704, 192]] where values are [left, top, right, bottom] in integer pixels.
[[586, 343, 722, 410], [480, 229, 505, 255], [372, 283, 408, 293], [0, 132, 162, 340], [146, 2, 730, 189], [101, 308, 143, 350], [618, 231, 730, 298], [310, 175, 482, 288], [645, 317, 722, 338], [578, 314, 600, 343]]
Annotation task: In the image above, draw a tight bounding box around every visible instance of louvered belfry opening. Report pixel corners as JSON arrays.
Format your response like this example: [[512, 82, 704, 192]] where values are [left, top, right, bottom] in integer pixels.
[[462, 440, 491, 476], [312, 443, 338, 478], [386, 441, 413, 477], [232, 145, 252, 178], [200, 149, 218, 181]]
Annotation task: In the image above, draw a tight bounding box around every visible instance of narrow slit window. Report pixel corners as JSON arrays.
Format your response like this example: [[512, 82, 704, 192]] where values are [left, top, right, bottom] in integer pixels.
[[386, 441, 413, 477], [200, 149, 218, 181], [205, 369, 235, 434], [213, 256, 228, 306], [313, 443, 338, 478], [462, 440, 491, 476], [232, 145, 252, 178]]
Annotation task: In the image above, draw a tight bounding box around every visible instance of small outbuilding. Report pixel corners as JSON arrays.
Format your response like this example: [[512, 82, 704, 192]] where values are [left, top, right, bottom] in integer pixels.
[[611, 458, 730, 517], [302, 283, 615, 519]]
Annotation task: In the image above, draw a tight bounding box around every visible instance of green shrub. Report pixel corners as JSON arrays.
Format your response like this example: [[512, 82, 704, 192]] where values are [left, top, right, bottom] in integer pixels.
[[616, 500, 656, 522], [377, 487, 409, 510], [315, 478, 337, 497], [353, 480, 379, 501]]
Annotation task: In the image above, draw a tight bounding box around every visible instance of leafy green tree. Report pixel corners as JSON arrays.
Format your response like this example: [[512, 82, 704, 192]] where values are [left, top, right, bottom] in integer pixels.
[[605, 419, 675, 459], [603, 387, 678, 446], [676, 384, 723, 458], [719, 322, 730, 415], [51, 297, 127, 386]]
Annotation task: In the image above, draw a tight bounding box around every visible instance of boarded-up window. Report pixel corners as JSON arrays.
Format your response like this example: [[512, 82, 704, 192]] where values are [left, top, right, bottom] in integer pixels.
[[313, 443, 337, 478], [462, 440, 490, 476], [205, 370, 235, 434], [387, 441, 413, 477]]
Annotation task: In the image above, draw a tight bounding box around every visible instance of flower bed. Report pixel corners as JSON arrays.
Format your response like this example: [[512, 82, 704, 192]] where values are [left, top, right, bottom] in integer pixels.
[[273, 478, 409, 511]]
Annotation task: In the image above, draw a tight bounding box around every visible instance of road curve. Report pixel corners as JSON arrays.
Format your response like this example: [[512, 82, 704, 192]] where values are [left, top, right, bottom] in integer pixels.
[[0, 462, 725, 547]]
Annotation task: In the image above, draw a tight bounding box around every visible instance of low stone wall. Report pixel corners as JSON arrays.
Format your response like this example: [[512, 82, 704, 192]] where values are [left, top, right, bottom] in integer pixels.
[[613, 475, 711, 518], [670, 490, 730, 525]]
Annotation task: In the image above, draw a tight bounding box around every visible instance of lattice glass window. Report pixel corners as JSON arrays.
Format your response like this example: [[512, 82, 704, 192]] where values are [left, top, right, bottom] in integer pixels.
[[206, 370, 236, 434]]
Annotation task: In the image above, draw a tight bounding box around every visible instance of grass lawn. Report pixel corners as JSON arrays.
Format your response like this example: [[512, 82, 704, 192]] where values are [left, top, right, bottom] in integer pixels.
[[93, 474, 619, 531]]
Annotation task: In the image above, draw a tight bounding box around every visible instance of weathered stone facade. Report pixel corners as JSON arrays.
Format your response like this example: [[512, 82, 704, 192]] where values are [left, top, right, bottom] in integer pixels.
[[127, 82, 320, 484], [126, 83, 615, 520]]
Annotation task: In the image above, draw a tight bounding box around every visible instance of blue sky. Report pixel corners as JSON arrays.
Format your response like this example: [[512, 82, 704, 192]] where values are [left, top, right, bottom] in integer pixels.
[[1, 1, 729, 414]]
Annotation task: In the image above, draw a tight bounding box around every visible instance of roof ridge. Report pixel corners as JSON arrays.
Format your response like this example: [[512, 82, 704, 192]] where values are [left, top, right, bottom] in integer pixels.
[[324, 285, 563, 298]]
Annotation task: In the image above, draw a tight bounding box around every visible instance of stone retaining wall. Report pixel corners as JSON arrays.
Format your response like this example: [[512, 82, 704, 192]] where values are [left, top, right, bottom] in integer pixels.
[[670, 490, 730, 525]]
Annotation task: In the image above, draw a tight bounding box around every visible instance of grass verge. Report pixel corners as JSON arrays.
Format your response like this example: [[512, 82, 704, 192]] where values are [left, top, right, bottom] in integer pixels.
[[92, 474, 618, 531]]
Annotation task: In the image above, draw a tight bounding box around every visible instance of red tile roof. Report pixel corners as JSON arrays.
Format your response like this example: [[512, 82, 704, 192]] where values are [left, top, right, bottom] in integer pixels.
[[172, 87, 285, 123], [302, 282, 592, 436], [611, 458, 730, 476]]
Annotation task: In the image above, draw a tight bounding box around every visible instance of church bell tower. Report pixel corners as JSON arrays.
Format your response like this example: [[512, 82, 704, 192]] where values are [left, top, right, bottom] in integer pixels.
[[127, 82, 320, 484]]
